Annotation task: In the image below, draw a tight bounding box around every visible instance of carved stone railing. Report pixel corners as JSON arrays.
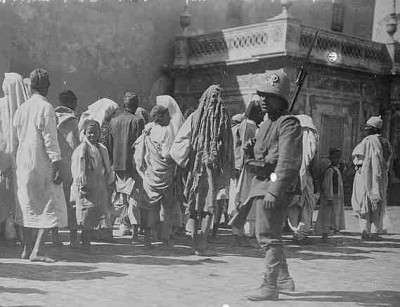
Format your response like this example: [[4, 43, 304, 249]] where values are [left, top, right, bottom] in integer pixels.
[[174, 15, 394, 74], [174, 18, 289, 68], [296, 26, 392, 74]]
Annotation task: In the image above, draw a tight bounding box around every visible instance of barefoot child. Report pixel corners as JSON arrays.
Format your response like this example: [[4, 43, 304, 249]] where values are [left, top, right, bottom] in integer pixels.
[[315, 147, 346, 243], [70, 120, 114, 250]]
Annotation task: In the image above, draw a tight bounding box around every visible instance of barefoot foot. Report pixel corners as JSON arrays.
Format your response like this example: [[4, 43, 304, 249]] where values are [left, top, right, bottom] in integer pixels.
[[21, 246, 31, 259]]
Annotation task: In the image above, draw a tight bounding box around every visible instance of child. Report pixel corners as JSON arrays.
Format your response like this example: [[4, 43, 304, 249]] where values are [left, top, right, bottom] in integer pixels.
[[315, 147, 346, 243], [70, 120, 114, 250]]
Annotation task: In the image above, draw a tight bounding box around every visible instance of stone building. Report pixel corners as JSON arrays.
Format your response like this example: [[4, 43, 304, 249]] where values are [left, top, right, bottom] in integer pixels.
[[170, 0, 400, 205], [0, 0, 377, 111]]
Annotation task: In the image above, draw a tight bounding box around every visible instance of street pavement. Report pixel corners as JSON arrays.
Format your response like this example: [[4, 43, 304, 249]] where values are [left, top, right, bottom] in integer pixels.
[[0, 207, 399, 307]]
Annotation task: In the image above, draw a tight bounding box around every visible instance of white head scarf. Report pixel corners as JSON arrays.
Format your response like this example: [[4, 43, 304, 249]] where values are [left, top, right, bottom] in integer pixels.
[[156, 95, 184, 141], [78, 98, 118, 133], [0, 73, 29, 166]]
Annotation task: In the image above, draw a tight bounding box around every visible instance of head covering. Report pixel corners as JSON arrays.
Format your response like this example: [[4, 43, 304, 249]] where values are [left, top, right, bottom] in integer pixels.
[[150, 105, 168, 123], [191, 84, 231, 171], [59, 90, 77, 109], [0, 73, 29, 167], [30, 68, 50, 95], [256, 68, 290, 104], [78, 98, 118, 135], [124, 91, 139, 111], [366, 116, 383, 130], [156, 95, 184, 139], [2, 73, 28, 107], [296, 114, 317, 131], [135, 107, 149, 124]]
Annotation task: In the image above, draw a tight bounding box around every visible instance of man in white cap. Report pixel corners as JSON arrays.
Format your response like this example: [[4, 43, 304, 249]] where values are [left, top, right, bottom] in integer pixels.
[[351, 116, 392, 241], [244, 69, 302, 301]]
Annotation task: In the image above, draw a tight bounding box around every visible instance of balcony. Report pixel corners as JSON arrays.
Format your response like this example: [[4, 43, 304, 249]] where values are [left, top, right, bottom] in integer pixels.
[[173, 13, 395, 75]]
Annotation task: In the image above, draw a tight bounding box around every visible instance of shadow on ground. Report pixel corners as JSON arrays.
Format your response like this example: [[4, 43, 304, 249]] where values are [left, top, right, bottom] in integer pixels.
[[0, 286, 47, 295], [285, 290, 400, 306], [0, 263, 127, 281], [2, 229, 400, 265]]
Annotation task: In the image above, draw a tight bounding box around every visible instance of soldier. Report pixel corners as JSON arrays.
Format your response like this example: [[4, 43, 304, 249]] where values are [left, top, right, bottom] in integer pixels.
[[244, 69, 302, 301]]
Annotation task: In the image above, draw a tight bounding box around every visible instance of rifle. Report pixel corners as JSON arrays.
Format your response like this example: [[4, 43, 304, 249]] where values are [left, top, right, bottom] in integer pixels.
[[289, 30, 319, 112]]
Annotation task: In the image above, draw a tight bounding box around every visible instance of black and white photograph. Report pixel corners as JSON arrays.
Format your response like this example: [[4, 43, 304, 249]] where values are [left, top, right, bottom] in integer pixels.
[[0, 0, 399, 306]]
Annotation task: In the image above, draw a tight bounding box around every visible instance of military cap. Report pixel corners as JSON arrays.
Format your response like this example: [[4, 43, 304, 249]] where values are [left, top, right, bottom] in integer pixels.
[[256, 68, 290, 104]]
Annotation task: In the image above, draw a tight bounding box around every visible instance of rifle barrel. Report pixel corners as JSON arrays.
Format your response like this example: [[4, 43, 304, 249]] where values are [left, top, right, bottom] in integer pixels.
[[289, 86, 301, 112], [288, 30, 319, 113], [306, 30, 319, 60]]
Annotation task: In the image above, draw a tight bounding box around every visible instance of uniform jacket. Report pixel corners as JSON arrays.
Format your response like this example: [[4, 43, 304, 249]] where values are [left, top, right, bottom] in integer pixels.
[[250, 113, 302, 199]]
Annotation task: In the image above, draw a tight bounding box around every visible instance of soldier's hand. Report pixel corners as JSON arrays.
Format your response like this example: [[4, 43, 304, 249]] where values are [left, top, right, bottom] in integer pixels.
[[264, 192, 277, 210], [243, 138, 256, 158]]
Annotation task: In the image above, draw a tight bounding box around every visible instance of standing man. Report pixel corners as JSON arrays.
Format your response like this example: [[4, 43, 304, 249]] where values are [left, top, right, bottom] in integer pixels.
[[171, 85, 234, 256], [245, 69, 302, 301], [351, 116, 392, 241], [109, 92, 144, 242], [52, 90, 80, 248], [13, 68, 68, 262]]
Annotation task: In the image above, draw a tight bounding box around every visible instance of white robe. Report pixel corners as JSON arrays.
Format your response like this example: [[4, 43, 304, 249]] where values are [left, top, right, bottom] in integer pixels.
[[352, 134, 391, 224], [13, 94, 67, 228]]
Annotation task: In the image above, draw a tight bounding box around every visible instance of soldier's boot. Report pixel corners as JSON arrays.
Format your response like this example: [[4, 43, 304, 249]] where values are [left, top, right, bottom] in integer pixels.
[[278, 257, 295, 292], [245, 261, 280, 301]]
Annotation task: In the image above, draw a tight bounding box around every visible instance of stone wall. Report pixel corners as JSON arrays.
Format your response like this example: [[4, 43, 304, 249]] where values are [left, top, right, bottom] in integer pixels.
[[0, 0, 375, 111], [0, 0, 183, 111]]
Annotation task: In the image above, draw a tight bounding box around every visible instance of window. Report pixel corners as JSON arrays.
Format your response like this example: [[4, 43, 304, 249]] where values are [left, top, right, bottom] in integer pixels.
[[331, 0, 344, 32]]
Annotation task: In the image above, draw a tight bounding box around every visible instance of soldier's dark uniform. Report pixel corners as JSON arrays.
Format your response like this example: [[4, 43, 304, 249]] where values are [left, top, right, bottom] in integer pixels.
[[246, 69, 302, 301]]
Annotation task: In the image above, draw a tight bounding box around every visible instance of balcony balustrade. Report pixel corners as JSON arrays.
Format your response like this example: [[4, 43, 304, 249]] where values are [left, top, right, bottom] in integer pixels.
[[174, 16, 395, 74]]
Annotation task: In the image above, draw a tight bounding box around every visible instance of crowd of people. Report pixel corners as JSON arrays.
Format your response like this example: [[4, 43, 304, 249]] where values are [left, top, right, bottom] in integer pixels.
[[0, 67, 393, 301]]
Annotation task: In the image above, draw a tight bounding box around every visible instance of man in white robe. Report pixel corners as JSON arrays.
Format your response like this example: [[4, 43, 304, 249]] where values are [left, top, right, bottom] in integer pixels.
[[352, 116, 392, 241], [13, 69, 67, 262]]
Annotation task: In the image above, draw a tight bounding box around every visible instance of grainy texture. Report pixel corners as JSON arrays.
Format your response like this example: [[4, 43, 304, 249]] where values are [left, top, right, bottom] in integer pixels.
[[0, 207, 399, 307]]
